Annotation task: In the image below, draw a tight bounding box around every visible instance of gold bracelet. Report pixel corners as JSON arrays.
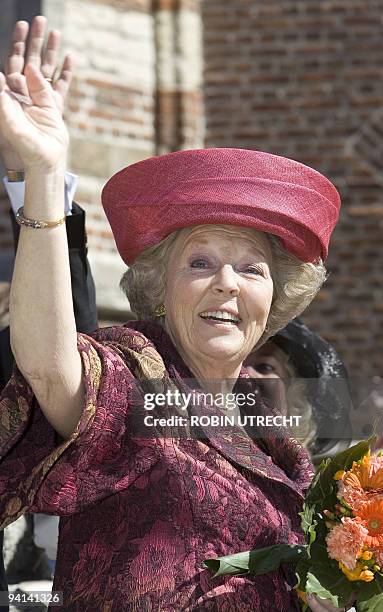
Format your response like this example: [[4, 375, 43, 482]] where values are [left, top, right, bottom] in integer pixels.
[[6, 170, 25, 182], [15, 206, 66, 229]]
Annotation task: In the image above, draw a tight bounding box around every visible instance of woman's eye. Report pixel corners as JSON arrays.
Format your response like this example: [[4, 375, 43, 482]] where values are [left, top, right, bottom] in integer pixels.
[[242, 265, 264, 276], [190, 258, 210, 269], [254, 362, 276, 375]]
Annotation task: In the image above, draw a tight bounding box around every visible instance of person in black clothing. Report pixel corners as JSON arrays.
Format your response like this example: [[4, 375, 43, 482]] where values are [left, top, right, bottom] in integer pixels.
[[244, 318, 353, 463]]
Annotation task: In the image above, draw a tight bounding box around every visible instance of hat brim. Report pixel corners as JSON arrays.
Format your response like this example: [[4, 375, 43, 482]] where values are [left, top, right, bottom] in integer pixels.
[[104, 177, 338, 264]]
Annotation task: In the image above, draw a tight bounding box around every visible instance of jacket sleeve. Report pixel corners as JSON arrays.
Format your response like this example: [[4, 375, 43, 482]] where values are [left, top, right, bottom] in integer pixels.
[[0, 328, 163, 527], [66, 202, 98, 334]]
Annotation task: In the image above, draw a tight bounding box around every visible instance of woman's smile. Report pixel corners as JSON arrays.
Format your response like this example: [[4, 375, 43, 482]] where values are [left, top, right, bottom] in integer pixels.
[[199, 307, 242, 326]]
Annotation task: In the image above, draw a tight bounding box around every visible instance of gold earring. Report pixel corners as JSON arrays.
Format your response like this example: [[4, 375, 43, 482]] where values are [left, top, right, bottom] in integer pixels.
[[154, 304, 166, 317]]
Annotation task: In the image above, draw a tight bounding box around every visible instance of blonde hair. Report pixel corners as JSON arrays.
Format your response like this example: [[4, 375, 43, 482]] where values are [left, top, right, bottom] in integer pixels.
[[120, 226, 326, 345]]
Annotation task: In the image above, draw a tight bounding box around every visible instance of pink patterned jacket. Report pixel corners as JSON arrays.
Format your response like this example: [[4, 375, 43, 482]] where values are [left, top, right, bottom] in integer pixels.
[[0, 321, 313, 611]]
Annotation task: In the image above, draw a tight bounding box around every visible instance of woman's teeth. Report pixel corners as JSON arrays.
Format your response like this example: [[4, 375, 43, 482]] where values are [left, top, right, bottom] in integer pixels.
[[199, 310, 241, 324]]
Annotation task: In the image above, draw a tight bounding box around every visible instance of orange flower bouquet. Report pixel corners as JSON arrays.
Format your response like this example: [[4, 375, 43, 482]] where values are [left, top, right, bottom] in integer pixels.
[[204, 438, 383, 611]]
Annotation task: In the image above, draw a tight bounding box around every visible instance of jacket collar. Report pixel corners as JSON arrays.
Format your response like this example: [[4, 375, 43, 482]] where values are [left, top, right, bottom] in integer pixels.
[[125, 320, 314, 497]]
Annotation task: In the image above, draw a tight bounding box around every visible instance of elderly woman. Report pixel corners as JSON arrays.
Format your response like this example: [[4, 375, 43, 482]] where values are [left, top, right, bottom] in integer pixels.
[[0, 17, 348, 612]]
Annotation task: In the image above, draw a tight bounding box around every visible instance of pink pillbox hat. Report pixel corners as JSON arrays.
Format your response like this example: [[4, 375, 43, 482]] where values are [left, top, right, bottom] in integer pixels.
[[101, 148, 341, 264]]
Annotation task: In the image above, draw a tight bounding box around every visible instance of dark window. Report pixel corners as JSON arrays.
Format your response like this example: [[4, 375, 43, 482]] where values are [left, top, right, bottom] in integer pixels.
[[16, 0, 41, 21], [0, 0, 42, 69]]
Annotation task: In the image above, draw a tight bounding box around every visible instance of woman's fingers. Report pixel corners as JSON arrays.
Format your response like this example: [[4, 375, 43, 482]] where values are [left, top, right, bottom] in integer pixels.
[[6, 21, 30, 98], [41, 29, 61, 80], [5, 16, 70, 113], [0, 72, 22, 135], [24, 63, 55, 109], [53, 54, 73, 110], [6, 72, 28, 97], [7, 17, 61, 81], [25, 15, 47, 69], [6, 20, 29, 75]]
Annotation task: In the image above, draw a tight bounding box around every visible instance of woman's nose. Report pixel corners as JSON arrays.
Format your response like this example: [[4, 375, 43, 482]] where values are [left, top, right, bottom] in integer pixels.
[[211, 265, 240, 296]]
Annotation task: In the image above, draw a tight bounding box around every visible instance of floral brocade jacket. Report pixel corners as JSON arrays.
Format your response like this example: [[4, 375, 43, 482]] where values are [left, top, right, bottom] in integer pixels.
[[0, 321, 314, 611]]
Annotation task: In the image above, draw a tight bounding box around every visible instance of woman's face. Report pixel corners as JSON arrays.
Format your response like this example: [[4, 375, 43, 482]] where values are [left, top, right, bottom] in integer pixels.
[[164, 225, 274, 372], [244, 342, 291, 414]]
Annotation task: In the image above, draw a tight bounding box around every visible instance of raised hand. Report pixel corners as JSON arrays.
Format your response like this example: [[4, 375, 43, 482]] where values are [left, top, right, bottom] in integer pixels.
[[0, 16, 73, 171]]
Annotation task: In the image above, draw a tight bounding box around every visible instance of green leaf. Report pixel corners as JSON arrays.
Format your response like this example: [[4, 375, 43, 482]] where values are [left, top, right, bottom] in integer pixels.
[[306, 572, 339, 607], [307, 458, 331, 499], [300, 504, 315, 535], [300, 504, 317, 548], [203, 554, 249, 577], [305, 567, 355, 608], [356, 574, 383, 612], [204, 544, 308, 578], [357, 592, 383, 612]]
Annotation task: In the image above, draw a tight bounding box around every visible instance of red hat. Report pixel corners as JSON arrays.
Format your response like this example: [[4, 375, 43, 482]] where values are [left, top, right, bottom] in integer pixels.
[[101, 148, 340, 264]]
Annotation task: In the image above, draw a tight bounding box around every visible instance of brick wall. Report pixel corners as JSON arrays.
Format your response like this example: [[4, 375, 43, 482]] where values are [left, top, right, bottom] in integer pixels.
[[43, 0, 156, 313], [154, 0, 204, 153], [202, 0, 383, 377]]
